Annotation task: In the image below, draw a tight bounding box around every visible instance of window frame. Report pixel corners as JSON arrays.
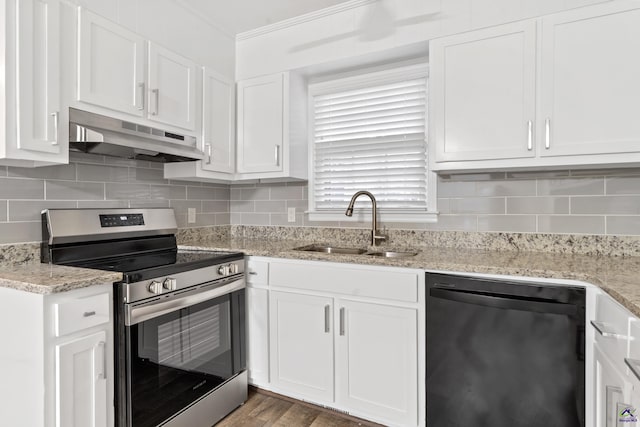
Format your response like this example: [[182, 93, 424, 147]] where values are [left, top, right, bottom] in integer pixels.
[[307, 63, 438, 223]]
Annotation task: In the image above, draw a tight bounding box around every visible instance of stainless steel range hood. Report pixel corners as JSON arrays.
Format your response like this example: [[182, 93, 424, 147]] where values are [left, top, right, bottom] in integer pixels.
[[69, 108, 204, 162]]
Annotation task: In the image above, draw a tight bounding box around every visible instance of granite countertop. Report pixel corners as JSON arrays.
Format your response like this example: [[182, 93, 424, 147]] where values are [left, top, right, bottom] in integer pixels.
[[179, 237, 640, 317], [0, 262, 122, 294], [3, 236, 640, 318]]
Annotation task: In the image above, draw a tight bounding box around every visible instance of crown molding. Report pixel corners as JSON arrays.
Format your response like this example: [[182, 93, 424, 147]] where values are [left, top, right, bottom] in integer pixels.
[[236, 0, 378, 41]]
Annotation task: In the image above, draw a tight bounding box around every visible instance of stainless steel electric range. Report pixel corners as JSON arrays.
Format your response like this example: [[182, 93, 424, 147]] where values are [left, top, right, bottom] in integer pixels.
[[41, 208, 247, 427]]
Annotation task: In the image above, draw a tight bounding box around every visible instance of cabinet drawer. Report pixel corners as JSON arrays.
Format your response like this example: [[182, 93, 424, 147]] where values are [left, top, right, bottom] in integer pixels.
[[269, 261, 418, 303], [54, 292, 110, 337], [593, 293, 630, 366], [246, 260, 268, 285]]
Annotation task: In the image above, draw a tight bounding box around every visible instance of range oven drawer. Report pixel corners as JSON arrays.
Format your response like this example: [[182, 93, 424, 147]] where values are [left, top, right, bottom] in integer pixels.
[[54, 292, 110, 337]]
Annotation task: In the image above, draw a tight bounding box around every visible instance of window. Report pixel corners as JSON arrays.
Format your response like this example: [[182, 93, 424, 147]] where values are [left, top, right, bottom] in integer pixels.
[[308, 63, 435, 222]]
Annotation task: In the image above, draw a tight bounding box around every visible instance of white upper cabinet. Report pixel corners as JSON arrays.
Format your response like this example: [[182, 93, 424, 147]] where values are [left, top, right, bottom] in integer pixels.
[[432, 0, 640, 172], [147, 43, 197, 130], [0, 0, 67, 166], [77, 9, 145, 117], [236, 71, 307, 181], [76, 8, 197, 131], [432, 21, 536, 163], [202, 68, 235, 174], [539, 3, 640, 158], [237, 73, 286, 174]]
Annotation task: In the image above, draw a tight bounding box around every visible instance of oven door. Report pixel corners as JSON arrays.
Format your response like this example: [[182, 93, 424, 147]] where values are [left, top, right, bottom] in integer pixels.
[[117, 277, 245, 427]]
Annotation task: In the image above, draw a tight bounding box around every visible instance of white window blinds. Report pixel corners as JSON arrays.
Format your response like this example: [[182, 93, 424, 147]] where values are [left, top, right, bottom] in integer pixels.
[[311, 67, 428, 212]]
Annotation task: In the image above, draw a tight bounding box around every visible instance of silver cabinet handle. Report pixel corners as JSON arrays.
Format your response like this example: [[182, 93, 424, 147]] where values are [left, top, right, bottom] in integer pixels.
[[205, 143, 212, 164], [151, 88, 159, 115], [545, 118, 550, 149], [97, 341, 107, 380], [591, 320, 627, 339], [274, 145, 280, 167], [626, 358, 640, 382], [324, 305, 330, 333], [137, 83, 145, 110], [50, 112, 59, 145], [339, 307, 345, 336], [527, 120, 533, 151], [83, 311, 96, 317], [248, 271, 258, 275]]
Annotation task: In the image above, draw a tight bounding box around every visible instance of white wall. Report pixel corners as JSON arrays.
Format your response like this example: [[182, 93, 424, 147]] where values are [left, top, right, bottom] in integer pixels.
[[236, 0, 610, 79], [67, 0, 235, 78]]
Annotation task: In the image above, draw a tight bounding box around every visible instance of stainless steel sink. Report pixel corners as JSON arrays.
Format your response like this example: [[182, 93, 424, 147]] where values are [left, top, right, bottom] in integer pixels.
[[294, 244, 368, 255], [365, 251, 418, 258]]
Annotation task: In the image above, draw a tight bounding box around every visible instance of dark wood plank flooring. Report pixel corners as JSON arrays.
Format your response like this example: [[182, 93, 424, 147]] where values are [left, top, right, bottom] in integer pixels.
[[216, 387, 385, 427]]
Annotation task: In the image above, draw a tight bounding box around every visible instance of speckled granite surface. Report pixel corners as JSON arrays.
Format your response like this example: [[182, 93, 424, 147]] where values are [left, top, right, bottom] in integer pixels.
[[4, 225, 640, 315], [0, 262, 121, 294], [178, 234, 640, 317]]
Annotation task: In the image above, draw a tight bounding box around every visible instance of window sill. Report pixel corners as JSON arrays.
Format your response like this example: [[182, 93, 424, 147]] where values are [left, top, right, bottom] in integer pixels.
[[308, 211, 439, 223]]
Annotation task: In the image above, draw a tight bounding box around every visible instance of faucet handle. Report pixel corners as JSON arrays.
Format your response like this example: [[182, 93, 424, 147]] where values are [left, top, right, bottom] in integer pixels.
[[372, 230, 387, 246]]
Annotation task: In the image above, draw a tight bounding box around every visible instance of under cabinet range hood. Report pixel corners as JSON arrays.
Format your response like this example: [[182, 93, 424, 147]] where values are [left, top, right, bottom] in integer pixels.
[[68, 108, 203, 162]]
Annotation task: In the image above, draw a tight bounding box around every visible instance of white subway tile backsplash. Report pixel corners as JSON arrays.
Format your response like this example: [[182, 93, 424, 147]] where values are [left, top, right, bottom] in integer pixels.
[[9, 164, 76, 181], [476, 180, 536, 197], [255, 200, 287, 213], [607, 216, 640, 236], [0, 178, 44, 199], [76, 164, 128, 182], [0, 201, 6, 221], [571, 196, 640, 215], [538, 215, 605, 235], [538, 178, 605, 196], [0, 222, 41, 244], [477, 215, 537, 232], [9, 200, 76, 222], [46, 181, 104, 200], [606, 176, 640, 195], [270, 186, 304, 200], [507, 197, 570, 214], [186, 186, 215, 200], [448, 197, 505, 214]]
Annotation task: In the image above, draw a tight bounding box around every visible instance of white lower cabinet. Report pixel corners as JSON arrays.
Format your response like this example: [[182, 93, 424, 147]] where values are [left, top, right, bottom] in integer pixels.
[[270, 291, 334, 402], [56, 331, 108, 427], [0, 284, 113, 427], [251, 256, 424, 427], [335, 299, 418, 426], [246, 286, 270, 385], [594, 344, 631, 427]]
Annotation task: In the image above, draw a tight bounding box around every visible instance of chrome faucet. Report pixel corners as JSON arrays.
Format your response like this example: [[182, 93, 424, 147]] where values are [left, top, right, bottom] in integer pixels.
[[345, 191, 387, 246]]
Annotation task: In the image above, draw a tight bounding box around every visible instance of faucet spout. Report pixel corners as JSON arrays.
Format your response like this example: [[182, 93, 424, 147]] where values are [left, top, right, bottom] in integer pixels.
[[345, 191, 387, 246]]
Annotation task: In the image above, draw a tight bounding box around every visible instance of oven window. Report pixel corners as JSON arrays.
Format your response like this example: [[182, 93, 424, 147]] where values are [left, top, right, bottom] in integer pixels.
[[126, 291, 244, 427]]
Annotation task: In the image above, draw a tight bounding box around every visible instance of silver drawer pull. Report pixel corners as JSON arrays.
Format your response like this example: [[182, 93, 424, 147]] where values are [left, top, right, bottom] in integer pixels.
[[591, 320, 627, 339], [324, 305, 330, 333], [83, 311, 96, 317], [626, 358, 640, 382], [248, 271, 258, 275]]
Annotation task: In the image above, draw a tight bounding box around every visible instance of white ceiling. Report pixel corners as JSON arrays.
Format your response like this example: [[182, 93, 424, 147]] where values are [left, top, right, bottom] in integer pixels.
[[180, 0, 354, 35]]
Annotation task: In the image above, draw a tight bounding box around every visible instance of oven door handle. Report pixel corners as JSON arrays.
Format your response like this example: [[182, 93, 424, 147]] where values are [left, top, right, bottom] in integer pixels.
[[125, 278, 245, 326]]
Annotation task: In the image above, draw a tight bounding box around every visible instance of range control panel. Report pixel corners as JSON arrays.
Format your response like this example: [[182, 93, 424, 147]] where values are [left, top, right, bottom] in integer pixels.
[[99, 213, 145, 228]]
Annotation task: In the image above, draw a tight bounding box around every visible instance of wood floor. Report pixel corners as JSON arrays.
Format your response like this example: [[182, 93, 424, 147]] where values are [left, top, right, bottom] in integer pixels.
[[216, 387, 384, 427]]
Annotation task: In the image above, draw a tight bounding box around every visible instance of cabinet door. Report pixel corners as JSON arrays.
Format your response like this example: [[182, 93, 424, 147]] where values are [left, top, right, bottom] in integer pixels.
[[432, 20, 536, 162], [246, 286, 269, 385], [16, 0, 63, 156], [594, 344, 631, 427], [540, 3, 640, 157], [335, 300, 418, 426], [147, 42, 197, 130], [237, 73, 286, 173], [202, 68, 235, 173], [269, 291, 333, 401], [77, 9, 145, 116], [55, 330, 107, 427]]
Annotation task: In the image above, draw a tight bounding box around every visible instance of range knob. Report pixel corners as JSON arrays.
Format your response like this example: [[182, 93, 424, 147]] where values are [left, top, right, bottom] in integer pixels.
[[229, 263, 239, 274], [218, 265, 230, 276], [148, 281, 162, 294], [163, 277, 177, 291]]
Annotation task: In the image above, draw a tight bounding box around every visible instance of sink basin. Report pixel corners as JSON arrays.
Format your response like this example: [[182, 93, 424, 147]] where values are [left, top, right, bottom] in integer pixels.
[[366, 251, 418, 258], [294, 244, 368, 255]]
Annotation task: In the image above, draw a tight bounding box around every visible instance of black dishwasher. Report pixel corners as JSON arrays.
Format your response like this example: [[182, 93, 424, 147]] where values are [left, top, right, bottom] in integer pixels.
[[426, 273, 585, 427]]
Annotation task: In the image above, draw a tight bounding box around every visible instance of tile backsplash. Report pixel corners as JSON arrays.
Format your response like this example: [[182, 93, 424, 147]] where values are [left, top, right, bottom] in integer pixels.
[[0, 152, 230, 244], [230, 168, 640, 236], [4, 157, 640, 245]]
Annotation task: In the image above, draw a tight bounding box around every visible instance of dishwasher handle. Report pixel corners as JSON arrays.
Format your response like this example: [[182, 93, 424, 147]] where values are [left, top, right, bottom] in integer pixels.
[[429, 287, 577, 316]]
